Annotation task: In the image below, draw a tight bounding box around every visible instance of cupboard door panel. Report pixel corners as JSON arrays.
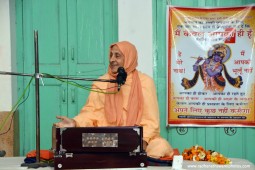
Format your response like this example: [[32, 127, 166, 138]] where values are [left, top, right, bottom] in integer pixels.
[[21, 0, 69, 155], [67, 0, 118, 76], [22, 78, 67, 153], [32, 0, 68, 75], [39, 80, 68, 150]]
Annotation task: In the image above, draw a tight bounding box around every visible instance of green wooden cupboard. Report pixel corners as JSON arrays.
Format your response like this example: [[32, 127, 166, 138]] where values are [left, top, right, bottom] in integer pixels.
[[16, 0, 118, 155]]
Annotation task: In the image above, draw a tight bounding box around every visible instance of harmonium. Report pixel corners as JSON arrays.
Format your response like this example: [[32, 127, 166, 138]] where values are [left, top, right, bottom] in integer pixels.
[[52, 126, 148, 169]]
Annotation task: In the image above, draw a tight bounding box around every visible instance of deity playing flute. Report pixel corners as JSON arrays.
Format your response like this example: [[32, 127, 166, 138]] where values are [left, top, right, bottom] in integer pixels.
[[181, 43, 243, 92]]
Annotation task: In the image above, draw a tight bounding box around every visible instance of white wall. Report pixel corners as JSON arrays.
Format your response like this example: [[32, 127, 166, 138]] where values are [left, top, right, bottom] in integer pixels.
[[118, 0, 153, 77], [0, 0, 12, 111], [0, 0, 153, 111]]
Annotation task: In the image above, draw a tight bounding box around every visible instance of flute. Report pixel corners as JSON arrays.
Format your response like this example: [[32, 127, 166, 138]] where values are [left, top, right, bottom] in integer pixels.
[[190, 56, 206, 60]]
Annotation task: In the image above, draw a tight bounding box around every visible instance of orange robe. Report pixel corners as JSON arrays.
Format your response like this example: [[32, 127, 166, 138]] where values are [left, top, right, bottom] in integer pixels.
[[73, 71, 173, 158]]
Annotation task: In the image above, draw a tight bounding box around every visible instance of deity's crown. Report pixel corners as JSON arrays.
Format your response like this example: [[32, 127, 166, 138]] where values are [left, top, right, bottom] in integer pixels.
[[213, 44, 227, 58]]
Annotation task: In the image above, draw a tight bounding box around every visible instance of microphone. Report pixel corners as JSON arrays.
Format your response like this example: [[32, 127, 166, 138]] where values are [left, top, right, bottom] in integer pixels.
[[116, 67, 127, 91]]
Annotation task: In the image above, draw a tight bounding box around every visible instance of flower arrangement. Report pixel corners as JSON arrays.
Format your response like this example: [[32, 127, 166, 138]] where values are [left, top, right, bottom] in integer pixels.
[[182, 145, 231, 164]]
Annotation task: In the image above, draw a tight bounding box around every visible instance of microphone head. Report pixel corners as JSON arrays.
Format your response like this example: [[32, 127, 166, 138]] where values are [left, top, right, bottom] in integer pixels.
[[117, 67, 127, 85]]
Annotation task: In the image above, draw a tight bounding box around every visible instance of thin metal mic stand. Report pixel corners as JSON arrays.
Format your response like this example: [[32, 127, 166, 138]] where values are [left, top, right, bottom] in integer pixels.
[[34, 30, 42, 167], [0, 30, 117, 168]]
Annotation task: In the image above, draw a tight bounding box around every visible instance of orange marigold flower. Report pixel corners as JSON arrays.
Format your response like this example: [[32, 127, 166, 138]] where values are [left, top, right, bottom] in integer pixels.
[[182, 145, 231, 165]]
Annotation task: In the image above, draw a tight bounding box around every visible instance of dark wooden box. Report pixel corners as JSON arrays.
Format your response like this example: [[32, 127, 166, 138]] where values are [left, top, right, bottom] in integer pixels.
[[54, 152, 148, 169], [52, 126, 143, 153]]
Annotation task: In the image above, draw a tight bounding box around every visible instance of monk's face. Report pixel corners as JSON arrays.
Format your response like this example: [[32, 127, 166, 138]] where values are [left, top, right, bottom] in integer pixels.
[[109, 45, 125, 74]]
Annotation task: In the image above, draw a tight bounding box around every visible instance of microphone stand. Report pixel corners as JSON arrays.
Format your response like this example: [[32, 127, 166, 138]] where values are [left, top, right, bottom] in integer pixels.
[[0, 71, 117, 83], [34, 30, 42, 168], [0, 30, 117, 168]]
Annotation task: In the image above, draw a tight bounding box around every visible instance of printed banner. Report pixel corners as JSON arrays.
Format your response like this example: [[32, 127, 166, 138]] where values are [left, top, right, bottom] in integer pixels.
[[167, 5, 255, 126]]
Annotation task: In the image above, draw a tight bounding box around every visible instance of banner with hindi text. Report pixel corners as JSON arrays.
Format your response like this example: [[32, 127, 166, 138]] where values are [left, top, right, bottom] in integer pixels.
[[167, 5, 255, 126]]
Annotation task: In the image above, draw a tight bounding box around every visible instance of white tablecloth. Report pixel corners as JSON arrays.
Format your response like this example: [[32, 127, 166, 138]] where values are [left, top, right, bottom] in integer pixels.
[[0, 157, 254, 170]]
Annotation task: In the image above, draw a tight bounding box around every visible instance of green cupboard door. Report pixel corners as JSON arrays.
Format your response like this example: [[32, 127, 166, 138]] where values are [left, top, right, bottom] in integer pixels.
[[40, 82, 68, 151], [27, 0, 68, 75], [67, 0, 118, 77], [19, 0, 118, 155], [20, 78, 67, 154], [66, 0, 118, 117], [21, 0, 68, 154]]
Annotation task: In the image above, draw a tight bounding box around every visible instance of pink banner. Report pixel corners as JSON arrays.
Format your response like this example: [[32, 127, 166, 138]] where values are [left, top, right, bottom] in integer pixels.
[[167, 5, 255, 126]]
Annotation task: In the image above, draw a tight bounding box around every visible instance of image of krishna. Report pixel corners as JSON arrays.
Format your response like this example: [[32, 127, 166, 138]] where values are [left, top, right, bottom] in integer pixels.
[[181, 43, 243, 92]]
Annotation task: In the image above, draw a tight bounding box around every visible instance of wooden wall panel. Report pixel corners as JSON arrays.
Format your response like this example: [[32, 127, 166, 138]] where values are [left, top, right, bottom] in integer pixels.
[[0, 111, 19, 157]]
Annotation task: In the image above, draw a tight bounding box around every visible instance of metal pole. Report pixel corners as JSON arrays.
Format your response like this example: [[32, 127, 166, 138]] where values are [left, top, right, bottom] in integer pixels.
[[0, 71, 33, 77], [34, 30, 40, 163], [0, 71, 116, 83]]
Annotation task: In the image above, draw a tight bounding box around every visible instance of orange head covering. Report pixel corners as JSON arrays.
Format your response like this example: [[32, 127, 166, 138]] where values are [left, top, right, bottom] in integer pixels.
[[104, 41, 144, 126]]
